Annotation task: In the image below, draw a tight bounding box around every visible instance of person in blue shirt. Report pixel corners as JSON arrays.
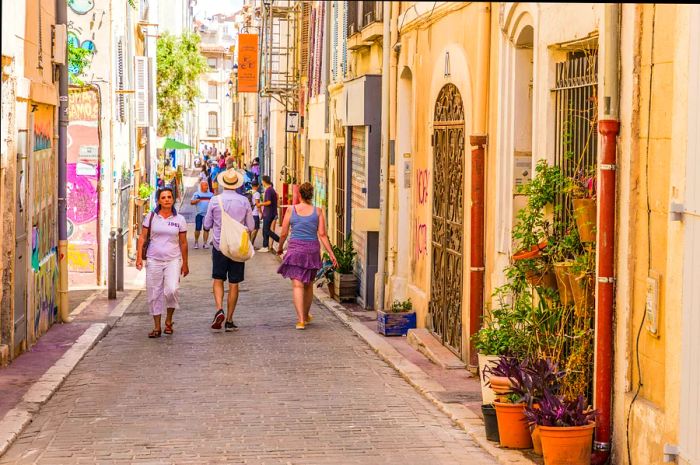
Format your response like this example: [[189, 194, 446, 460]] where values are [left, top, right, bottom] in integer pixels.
[[190, 180, 214, 249]]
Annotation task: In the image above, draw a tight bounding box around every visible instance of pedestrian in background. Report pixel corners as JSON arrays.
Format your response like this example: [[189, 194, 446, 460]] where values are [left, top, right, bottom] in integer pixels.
[[276, 182, 337, 330], [259, 175, 280, 253], [203, 168, 255, 331], [250, 179, 262, 248], [191, 180, 213, 249], [136, 187, 189, 338]]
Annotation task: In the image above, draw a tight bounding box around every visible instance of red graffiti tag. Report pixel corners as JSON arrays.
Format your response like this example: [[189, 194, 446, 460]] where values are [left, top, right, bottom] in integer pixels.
[[414, 222, 428, 258], [416, 169, 429, 205]]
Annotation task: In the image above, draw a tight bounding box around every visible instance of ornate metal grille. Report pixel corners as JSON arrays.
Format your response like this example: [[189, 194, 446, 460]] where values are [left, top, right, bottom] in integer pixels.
[[428, 84, 465, 357]]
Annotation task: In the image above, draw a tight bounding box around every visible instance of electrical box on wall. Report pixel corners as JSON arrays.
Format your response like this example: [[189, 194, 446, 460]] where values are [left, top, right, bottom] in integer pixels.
[[646, 271, 660, 337], [514, 152, 532, 189]]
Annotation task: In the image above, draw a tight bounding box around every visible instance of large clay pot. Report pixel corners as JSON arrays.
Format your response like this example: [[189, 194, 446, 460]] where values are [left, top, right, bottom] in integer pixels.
[[478, 354, 500, 404], [553, 262, 575, 306], [573, 198, 597, 243], [539, 422, 595, 465], [494, 402, 533, 449], [531, 425, 543, 456]]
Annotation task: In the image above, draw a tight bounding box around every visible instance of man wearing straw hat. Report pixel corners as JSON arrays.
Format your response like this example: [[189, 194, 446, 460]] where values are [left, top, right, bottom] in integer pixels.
[[203, 168, 255, 331]]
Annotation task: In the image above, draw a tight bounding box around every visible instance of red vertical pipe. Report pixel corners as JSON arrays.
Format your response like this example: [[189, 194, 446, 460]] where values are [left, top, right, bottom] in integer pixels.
[[592, 119, 619, 465], [469, 135, 487, 367]]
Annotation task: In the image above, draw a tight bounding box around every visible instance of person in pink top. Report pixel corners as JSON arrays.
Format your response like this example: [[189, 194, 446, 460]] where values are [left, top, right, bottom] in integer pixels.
[[136, 187, 189, 338]]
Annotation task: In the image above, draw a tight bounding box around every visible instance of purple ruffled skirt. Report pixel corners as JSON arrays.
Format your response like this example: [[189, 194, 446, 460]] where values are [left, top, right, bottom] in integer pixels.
[[277, 238, 322, 284]]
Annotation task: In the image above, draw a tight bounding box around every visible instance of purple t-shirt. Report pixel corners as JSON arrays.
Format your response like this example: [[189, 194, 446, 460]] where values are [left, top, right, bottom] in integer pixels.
[[263, 186, 278, 221], [143, 212, 187, 261], [203, 190, 255, 250]]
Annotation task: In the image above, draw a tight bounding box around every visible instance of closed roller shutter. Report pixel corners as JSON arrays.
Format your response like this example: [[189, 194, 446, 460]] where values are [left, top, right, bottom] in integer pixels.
[[351, 126, 367, 299]]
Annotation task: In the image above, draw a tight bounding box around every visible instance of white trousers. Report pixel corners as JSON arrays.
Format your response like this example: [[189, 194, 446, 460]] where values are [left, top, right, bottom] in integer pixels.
[[146, 258, 182, 316]]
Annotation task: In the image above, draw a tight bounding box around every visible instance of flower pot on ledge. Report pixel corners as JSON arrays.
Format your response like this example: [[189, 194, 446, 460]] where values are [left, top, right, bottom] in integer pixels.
[[377, 309, 417, 336], [333, 271, 357, 303]]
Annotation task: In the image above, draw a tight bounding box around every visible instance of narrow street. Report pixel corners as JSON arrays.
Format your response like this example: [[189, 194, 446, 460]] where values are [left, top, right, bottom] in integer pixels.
[[0, 194, 495, 465]]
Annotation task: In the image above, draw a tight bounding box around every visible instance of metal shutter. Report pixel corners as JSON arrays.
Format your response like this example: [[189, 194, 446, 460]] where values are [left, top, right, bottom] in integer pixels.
[[351, 126, 367, 298]]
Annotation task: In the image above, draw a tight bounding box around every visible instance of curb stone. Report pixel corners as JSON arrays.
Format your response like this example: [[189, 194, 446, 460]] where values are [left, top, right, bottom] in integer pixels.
[[315, 292, 540, 465], [0, 290, 140, 457]]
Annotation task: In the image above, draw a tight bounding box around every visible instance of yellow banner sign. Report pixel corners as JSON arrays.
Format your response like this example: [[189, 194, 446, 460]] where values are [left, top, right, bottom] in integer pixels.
[[238, 34, 259, 93]]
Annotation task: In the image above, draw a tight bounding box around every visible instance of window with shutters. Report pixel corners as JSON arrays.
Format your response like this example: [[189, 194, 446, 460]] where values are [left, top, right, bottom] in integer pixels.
[[134, 56, 148, 127], [300, 2, 311, 79], [208, 83, 217, 100], [332, 1, 338, 82], [207, 57, 217, 69], [116, 37, 125, 123], [347, 0, 358, 37], [208, 112, 218, 136]]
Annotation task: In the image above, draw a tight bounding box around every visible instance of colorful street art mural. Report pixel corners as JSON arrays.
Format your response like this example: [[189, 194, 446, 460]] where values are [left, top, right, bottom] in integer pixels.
[[67, 87, 100, 285], [67, 3, 104, 80], [30, 104, 58, 342]]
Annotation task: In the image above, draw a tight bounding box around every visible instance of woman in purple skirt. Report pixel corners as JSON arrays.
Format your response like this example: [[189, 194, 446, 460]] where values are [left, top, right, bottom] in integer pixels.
[[277, 182, 338, 329]]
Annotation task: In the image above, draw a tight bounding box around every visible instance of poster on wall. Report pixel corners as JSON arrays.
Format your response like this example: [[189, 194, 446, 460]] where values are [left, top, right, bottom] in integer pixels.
[[66, 87, 101, 283], [238, 34, 259, 93], [311, 167, 327, 209]]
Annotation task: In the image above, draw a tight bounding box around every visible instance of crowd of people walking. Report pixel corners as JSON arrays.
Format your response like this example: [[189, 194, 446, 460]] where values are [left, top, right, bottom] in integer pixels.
[[136, 152, 338, 337]]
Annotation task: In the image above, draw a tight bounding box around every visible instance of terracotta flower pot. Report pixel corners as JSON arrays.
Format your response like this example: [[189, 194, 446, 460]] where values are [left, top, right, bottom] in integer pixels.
[[568, 272, 594, 317], [525, 266, 558, 291], [512, 240, 548, 261], [494, 402, 533, 449], [539, 422, 595, 465], [572, 198, 597, 243], [489, 376, 513, 395], [531, 424, 543, 456], [553, 262, 575, 306]]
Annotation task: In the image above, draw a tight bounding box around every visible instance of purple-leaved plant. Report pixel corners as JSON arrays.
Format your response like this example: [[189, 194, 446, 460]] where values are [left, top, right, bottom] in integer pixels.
[[524, 390, 598, 427]]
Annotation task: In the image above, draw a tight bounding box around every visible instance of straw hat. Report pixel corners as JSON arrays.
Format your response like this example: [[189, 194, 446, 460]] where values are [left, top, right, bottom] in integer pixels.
[[217, 168, 245, 189]]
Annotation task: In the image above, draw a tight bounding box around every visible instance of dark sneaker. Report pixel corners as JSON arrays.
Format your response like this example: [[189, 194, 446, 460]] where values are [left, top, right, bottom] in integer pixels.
[[225, 321, 238, 332], [211, 309, 225, 330]]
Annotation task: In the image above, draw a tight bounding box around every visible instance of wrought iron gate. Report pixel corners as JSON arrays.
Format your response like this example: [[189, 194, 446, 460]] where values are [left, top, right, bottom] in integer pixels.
[[428, 84, 465, 357]]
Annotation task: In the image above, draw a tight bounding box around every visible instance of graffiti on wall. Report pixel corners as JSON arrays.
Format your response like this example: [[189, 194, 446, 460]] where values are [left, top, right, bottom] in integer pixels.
[[311, 168, 327, 209], [67, 87, 100, 281], [30, 104, 58, 341], [68, 0, 95, 15], [67, 5, 105, 79], [413, 168, 430, 260]]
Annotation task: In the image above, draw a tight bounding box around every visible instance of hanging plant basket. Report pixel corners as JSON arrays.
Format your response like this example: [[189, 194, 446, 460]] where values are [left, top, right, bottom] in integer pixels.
[[572, 198, 597, 243], [569, 272, 594, 316], [525, 266, 558, 291], [553, 262, 575, 306]]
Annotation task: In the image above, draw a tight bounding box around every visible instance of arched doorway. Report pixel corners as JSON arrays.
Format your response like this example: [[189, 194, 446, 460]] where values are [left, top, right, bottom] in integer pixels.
[[428, 83, 465, 356]]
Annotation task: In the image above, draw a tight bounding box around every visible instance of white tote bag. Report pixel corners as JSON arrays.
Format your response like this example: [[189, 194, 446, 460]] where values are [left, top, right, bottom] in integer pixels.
[[217, 196, 255, 262]]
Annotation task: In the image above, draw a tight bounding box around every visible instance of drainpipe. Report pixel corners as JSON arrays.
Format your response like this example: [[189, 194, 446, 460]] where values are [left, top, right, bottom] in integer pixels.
[[376, 1, 391, 311], [468, 2, 490, 367], [592, 4, 620, 465], [56, 0, 71, 322]]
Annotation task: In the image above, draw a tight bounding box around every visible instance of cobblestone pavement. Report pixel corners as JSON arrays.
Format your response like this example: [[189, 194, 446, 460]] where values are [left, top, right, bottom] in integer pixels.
[[2, 197, 496, 465]]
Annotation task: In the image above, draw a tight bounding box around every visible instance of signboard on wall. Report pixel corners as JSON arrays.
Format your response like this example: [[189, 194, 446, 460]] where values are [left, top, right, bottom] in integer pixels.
[[238, 34, 259, 93], [286, 111, 299, 133]]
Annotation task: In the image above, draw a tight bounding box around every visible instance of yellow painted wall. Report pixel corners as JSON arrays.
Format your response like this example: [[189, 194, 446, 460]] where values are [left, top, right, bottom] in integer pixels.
[[391, 3, 484, 358], [614, 4, 690, 464]]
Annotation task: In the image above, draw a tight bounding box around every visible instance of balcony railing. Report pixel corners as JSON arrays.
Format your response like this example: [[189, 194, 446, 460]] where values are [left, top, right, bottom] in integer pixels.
[[207, 128, 218, 137]]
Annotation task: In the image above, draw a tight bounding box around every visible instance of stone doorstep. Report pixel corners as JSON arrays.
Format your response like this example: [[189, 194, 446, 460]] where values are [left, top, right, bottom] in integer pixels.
[[0, 290, 140, 457], [407, 328, 467, 370], [315, 290, 539, 465]]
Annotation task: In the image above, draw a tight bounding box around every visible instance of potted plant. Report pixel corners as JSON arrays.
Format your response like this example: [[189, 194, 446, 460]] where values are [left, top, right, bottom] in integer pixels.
[[521, 358, 566, 456], [332, 235, 357, 302], [484, 356, 533, 449], [565, 168, 597, 243], [136, 183, 155, 207], [315, 254, 336, 299], [377, 298, 416, 336], [524, 391, 597, 465]]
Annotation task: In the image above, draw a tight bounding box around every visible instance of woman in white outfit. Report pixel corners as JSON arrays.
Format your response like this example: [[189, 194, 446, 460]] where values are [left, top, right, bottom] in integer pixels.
[[136, 187, 189, 338]]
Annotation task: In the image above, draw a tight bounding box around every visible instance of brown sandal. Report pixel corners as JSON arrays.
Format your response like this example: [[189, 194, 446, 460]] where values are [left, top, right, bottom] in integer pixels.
[[164, 322, 173, 335], [148, 329, 162, 338]]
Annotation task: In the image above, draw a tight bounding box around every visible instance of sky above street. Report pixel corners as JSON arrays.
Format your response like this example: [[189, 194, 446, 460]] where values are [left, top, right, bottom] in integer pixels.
[[194, 0, 244, 18]]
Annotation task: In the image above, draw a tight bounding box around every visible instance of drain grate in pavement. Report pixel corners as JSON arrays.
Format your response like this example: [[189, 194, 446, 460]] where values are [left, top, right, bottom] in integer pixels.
[[432, 391, 482, 404]]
